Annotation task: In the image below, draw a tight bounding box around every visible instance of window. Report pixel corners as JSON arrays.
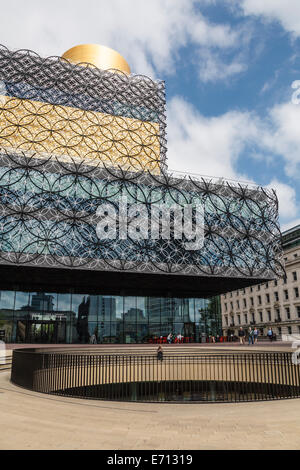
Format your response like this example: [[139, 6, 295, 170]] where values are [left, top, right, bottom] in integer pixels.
[[230, 292, 233, 297], [259, 312, 263, 322], [243, 299, 247, 308], [225, 316, 228, 326], [283, 276, 287, 284], [286, 307, 290, 320], [276, 309, 280, 320], [250, 297, 254, 306], [288, 326, 292, 335], [284, 290, 289, 300], [274, 292, 279, 302], [297, 306, 300, 318], [266, 293, 270, 303], [293, 272, 298, 281], [265, 282, 269, 288], [295, 288, 299, 298], [244, 314, 248, 324], [257, 285, 261, 291], [237, 300, 240, 309], [225, 303, 227, 311], [250, 287, 253, 292], [278, 327, 282, 335], [237, 314, 241, 325], [258, 295, 262, 305], [274, 280, 278, 287], [267, 311, 271, 321], [230, 302, 233, 310], [294, 254, 298, 259]]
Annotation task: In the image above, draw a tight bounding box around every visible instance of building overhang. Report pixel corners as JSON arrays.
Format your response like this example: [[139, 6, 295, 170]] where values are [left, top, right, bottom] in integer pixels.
[[0, 264, 270, 298]]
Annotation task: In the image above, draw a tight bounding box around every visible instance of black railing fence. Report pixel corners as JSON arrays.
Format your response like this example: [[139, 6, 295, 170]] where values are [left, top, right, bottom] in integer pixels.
[[11, 349, 300, 403]]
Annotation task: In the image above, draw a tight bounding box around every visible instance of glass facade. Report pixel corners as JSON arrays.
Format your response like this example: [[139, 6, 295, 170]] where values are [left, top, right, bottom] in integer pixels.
[[0, 290, 221, 344]]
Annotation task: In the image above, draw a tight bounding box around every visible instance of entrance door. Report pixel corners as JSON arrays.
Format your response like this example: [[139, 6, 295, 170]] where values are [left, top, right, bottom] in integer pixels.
[[183, 322, 196, 342], [25, 320, 66, 343]]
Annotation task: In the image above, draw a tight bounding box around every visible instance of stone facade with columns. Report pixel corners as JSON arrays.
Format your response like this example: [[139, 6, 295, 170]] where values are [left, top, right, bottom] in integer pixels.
[[221, 225, 300, 341]]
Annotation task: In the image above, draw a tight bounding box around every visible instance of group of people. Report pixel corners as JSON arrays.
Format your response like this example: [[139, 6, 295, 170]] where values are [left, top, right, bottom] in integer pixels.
[[238, 326, 275, 344], [157, 332, 184, 361], [238, 326, 259, 345], [167, 332, 183, 344]]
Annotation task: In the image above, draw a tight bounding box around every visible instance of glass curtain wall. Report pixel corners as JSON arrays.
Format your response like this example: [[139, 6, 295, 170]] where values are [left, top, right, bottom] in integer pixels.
[[0, 290, 221, 344]]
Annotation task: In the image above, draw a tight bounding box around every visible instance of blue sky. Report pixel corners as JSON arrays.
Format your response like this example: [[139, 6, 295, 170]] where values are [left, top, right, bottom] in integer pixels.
[[1, 0, 300, 231]]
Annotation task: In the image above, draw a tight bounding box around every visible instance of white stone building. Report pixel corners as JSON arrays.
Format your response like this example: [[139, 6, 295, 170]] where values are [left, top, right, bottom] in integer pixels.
[[221, 225, 300, 341]]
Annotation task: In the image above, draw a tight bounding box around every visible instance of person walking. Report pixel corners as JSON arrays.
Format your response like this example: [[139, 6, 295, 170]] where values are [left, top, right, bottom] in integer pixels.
[[248, 327, 254, 345], [89, 333, 97, 344], [167, 332, 172, 344], [238, 326, 245, 344], [177, 333, 183, 343], [253, 327, 259, 344], [267, 328, 273, 342], [157, 345, 163, 361]]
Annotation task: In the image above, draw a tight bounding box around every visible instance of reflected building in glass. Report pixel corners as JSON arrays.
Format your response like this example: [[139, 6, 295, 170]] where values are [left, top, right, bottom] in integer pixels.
[[0, 44, 283, 344], [0, 290, 222, 344]]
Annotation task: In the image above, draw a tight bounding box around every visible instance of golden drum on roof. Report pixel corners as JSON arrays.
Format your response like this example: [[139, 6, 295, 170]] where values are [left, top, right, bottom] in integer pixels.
[[61, 44, 131, 74]]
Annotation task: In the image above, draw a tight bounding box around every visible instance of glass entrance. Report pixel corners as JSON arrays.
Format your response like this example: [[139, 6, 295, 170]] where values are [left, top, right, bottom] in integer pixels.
[[17, 320, 67, 343], [183, 322, 196, 342]]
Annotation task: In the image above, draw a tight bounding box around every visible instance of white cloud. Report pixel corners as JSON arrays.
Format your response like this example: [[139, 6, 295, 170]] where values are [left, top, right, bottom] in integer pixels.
[[238, 0, 300, 37], [281, 218, 300, 232], [167, 85, 300, 185], [0, 0, 249, 79], [261, 102, 300, 178], [198, 49, 247, 82], [167, 95, 300, 228], [167, 96, 258, 179], [265, 179, 298, 221]]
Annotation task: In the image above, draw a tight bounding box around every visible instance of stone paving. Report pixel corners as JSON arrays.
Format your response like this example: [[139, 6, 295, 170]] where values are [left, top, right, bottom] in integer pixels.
[[1, 343, 300, 450]]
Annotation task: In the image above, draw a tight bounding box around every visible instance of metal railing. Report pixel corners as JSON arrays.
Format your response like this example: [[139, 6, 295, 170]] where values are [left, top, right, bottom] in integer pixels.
[[11, 348, 300, 403], [0, 355, 12, 372]]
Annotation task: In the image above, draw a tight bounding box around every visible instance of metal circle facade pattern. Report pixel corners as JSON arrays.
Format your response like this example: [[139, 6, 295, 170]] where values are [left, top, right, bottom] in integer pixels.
[[0, 44, 166, 173], [0, 150, 284, 278], [0, 45, 284, 281]]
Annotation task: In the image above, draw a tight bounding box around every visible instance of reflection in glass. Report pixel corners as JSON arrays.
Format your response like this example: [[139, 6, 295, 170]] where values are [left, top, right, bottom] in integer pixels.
[[0, 291, 15, 341], [124, 323, 137, 344], [148, 322, 161, 340], [136, 297, 147, 323], [0, 291, 15, 310], [137, 323, 148, 343], [0, 290, 221, 343]]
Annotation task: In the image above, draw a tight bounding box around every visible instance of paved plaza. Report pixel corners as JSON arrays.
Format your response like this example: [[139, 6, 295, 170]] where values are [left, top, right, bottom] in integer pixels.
[[1, 343, 300, 450]]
